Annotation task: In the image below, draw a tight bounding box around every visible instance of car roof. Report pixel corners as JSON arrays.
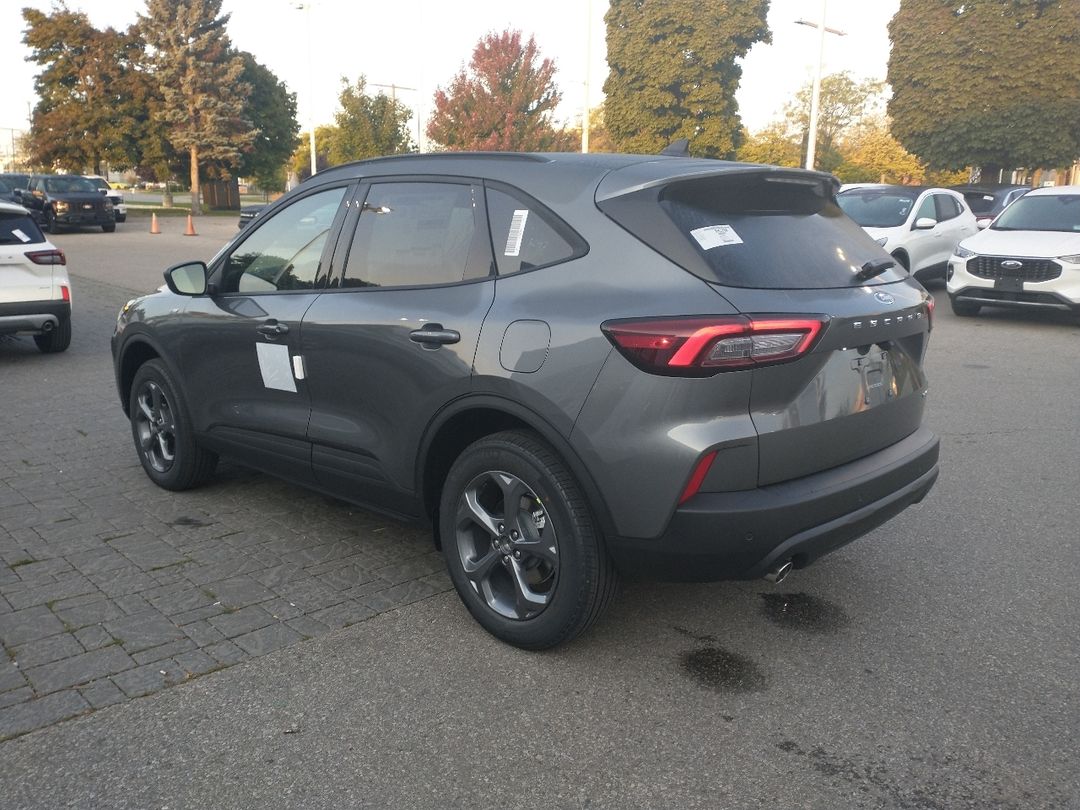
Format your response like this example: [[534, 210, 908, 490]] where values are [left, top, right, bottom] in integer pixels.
[[308, 151, 836, 201], [1025, 184, 1080, 197], [0, 200, 31, 215]]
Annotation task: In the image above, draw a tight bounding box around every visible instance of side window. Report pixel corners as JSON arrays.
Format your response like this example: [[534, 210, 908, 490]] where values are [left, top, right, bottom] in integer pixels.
[[914, 195, 937, 223], [935, 194, 960, 221], [220, 186, 346, 293], [340, 182, 488, 288], [485, 187, 579, 275]]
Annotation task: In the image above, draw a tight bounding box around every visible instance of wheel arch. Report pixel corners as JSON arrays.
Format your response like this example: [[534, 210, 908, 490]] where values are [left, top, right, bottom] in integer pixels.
[[117, 335, 172, 416], [890, 248, 911, 271], [417, 396, 615, 549]]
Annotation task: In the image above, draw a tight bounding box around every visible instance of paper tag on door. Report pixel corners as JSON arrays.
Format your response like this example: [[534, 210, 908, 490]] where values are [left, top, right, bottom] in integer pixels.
[[690, 224, 743, 250], [256, 342, 297, 392]]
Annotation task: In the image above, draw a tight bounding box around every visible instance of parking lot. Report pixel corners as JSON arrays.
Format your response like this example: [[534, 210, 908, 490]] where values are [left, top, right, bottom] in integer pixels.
[[1, 218, 1078, 807]]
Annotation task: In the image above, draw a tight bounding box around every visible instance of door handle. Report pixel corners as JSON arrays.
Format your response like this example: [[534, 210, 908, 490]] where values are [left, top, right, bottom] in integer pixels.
[[409, 325, 460, 346], [257, 321, 289, 337]]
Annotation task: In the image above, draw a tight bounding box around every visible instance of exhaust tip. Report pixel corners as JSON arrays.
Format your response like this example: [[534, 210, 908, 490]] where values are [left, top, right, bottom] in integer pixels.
[[764, 560, 793, 584], [40, 321, 54, 332]]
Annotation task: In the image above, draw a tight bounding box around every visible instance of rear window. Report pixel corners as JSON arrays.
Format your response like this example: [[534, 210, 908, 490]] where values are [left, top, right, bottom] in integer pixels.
[[601, 173, 905, 289], [0, 211, 45, 245], [961, 192, 997, 215]]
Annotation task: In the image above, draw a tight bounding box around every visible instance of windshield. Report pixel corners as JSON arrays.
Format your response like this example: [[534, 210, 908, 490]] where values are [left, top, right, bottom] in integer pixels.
[[837, 190, 917, 227], [86, 177, 110, 190], [44, 176, 97, 194], [992, 194, 1080, 232]]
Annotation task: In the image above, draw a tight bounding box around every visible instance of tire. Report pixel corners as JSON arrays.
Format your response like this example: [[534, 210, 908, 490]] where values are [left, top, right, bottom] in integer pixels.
[[128, 359, 217, 491], [439, 430, 617, 650], [891, 251, 910, 272], [33, 315, 71, 353], [949, 296, 980, 317], [116, 214, 126, 223], [102, 222, 116, 233]]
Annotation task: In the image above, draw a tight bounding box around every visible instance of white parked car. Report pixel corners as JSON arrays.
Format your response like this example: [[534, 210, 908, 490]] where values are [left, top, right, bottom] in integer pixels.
[[947, 185, 1080, 319], [0, 200, 71, 352], [84, 175, 127, 222], [837, 186, 979, 282]]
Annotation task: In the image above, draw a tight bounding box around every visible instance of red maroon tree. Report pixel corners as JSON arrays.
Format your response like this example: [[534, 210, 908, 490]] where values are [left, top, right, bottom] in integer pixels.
[[427, 30, 565, 151]]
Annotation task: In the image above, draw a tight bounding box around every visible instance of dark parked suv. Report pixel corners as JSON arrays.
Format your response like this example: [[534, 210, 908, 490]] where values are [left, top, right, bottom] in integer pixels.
[[111, 153, 940, 648], [22, 174, 116, 233]]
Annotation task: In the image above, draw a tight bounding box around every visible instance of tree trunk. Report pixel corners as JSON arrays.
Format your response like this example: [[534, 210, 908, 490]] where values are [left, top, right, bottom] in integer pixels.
[[189, 144, 201, 216]]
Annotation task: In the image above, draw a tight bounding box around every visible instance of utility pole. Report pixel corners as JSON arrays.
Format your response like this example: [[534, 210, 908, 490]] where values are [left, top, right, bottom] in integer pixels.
[[582, 0, 593, 154], [796, 1, 846, 171]]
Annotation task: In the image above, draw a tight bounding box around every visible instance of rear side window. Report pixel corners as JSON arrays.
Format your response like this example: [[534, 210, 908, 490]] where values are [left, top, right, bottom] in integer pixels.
[[484, 187, 581, 275], [962, 192, 997, 214], [340, 182, 489, 288], [0, 211, 45, 245], [935, 194, 961, 221], [602, 173, 905, 289]]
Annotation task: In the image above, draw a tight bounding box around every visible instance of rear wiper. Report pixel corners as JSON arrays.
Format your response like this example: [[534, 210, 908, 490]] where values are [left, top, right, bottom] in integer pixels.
[[855, 258, 896, 282]]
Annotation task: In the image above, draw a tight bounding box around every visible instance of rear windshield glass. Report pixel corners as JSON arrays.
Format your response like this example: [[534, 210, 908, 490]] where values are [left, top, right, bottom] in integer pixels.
[[611, 174, 904, 289], [961, 192, 997, 215], [0, 211, 45, 245], [836, 189, 917, 227], [992, 194, 1080, 232]]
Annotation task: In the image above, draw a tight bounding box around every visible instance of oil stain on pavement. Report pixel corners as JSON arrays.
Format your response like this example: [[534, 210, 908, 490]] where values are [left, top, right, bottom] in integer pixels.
[[759, 592, 849, 634], [679, 646, 768, 693]]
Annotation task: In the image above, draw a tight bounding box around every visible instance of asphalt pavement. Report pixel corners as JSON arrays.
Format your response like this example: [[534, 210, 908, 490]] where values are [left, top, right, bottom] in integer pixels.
[[0, 218, 1077, 808]]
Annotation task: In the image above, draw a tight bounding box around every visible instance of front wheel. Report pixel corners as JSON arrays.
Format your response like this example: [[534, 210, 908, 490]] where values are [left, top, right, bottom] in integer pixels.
[[949, 296, 980, 317], [439, 430, 617, 650], [129, 359, 217, 490], [102, 222, 116, 233]]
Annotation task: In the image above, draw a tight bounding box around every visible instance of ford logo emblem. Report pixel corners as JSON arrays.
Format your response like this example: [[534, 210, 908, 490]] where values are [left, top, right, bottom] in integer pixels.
[[874, 292, 894, 305], [1001, 260, 1023, 269]]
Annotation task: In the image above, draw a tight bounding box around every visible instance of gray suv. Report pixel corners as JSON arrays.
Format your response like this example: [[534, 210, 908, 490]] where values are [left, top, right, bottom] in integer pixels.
[[111, 153, 940, 649]]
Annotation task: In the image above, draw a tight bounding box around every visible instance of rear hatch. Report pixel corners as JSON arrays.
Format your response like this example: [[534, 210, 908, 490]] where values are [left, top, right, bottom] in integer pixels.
[[597, 163, 933, 485], [0, 209, 53, 302]]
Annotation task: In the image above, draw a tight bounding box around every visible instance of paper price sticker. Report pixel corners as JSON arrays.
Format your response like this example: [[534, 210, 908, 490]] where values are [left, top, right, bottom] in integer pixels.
[[690, 224, 743, 250]]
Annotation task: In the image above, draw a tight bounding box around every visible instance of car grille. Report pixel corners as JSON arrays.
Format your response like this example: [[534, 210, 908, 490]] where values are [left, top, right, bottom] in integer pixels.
[[967, 256, 1061, 282]]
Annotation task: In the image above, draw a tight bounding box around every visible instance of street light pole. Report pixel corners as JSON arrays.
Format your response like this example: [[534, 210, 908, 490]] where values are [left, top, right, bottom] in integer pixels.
[[796, 0, 846, 171], [296, 2, 317, 178], [582, 0, 592, 154]]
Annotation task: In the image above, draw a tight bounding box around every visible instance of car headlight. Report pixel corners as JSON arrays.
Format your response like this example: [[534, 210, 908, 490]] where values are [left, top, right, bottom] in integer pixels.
[[1058, 254, 1080, 264], [954, 245, 976, 259], [875, 237, 888, 247], [54, 200, 69, 213]]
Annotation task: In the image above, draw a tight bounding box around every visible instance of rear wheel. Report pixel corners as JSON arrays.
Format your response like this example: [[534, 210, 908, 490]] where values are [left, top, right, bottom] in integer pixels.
[[33, 315, 70, 353], [439, 430, 616, 650], [129, 359, 217, 490], [949, 296, 980, 317], [102, 222, 116, 233]]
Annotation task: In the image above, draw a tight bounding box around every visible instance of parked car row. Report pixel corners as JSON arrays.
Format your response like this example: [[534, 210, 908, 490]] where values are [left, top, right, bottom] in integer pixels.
[[0, 172, 122, 232]]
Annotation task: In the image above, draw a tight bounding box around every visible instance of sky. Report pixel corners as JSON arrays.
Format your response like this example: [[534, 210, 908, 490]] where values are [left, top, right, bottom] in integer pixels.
[[0, 0, 900, 152]]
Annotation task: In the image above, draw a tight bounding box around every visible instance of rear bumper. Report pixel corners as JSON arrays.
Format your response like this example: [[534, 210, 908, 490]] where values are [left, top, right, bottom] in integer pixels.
[[0, 300, 70, 335], [608, 426, 940, 581]]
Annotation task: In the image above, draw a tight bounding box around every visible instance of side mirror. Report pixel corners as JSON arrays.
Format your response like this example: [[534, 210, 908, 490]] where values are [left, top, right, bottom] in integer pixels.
[[913, 217, 937, 230], [976, 218, 992, 230], [99, 189, 108, 196], [164, 261, 208, 296]]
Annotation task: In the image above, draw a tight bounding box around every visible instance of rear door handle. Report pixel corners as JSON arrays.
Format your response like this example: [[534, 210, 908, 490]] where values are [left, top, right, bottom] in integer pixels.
[[409, 325, 460, 346], [257, 321, 289, 337]]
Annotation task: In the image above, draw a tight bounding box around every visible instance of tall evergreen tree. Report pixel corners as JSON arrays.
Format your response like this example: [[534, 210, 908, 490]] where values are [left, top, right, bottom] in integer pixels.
[[603, 0, 770, 158], [888, 0, 1080, 172], [427, 30, 564, 151], [139, 0, 255, 214], [328, 77, 413, 164], [22, 6, 146, 173]]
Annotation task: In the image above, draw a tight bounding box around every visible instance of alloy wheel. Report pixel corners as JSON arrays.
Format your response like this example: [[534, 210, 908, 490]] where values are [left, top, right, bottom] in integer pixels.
[[455, 470, 559, 620], [134, 381, 177, 473]]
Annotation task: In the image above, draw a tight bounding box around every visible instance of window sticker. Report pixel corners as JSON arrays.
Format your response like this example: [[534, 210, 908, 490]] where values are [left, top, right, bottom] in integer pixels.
[[11, 229, 31, 243], [504, 209, 529, 256], [255, 342, 297, 393], [690, 224, 744, 250]]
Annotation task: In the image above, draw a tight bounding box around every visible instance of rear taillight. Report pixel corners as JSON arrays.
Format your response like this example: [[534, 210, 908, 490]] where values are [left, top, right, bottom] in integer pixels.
[[60, 285, 71, 302], [678, 450, 718, 505], [602, 315, 826, 375], [926, 295, 935, 331], [26, 249, 66, 266]]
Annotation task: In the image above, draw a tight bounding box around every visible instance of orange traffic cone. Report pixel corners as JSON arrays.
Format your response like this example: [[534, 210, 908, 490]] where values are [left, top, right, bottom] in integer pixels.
[[184, 214, 197, 236], [149, 212, 161, 234]]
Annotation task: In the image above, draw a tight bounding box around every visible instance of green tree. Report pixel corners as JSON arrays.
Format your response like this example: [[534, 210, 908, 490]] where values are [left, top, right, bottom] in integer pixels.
[[327, 77, 413, 164], [786, 71, 884, 170], [834, 119, 925, 183], [139, 0, 256, 214], [888, 0, 1080, 171], [291, 125, 337, 181], [236, 52, 299, 192], [603, 0, 770, 158], [22, 5, 146, 173], [736, 123, 802, 167], [427, 30, 564, 151]]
